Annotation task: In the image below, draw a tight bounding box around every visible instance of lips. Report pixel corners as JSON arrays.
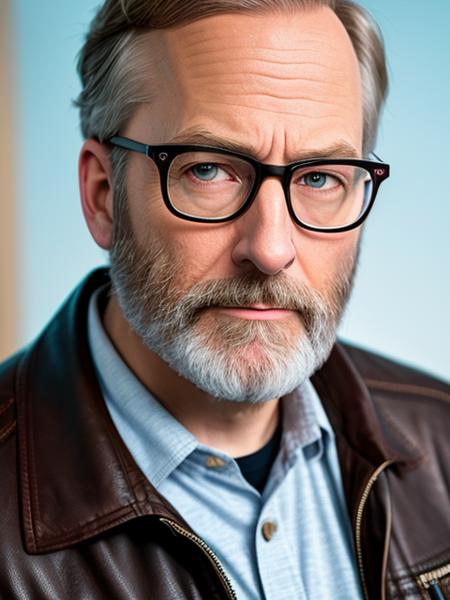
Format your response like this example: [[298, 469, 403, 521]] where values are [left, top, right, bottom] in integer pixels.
[[222, 303, 288, 310], [215, 305, 295, 321], [241, 304, 282, 310]]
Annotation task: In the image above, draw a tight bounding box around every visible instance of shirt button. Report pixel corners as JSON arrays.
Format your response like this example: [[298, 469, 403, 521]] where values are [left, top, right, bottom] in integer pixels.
[[261, 520, 278, 541], [206, 456, 227, 469]]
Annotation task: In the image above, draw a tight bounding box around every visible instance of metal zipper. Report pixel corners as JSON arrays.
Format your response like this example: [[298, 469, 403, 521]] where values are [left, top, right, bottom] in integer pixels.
[[159, 517, 237, 600], [417, 562, 450, 590], [355, 460, 394, 600]]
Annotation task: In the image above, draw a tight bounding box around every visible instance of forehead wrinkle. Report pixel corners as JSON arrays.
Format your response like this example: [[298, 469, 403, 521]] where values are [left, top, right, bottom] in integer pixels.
[[183, 57, 340, 76], [181, 57, 352, 94], [198, 73, 348, 85], [188, 75, 350, 98], [184, 97, 347, 119], [185, 72, 353, 110], [170, 22, 353, 74], [174, 49, 354, 100], [177, 27, 341, 47], [179, 49, 340, 71], [178, 38, 339, 57], [182, 40, 339, 54], [217, 93, 347, 107], [174, 32, 351, 79]]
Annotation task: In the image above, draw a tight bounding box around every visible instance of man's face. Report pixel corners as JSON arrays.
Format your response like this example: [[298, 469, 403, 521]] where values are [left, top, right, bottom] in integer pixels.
[[110, 7, 363, 402]]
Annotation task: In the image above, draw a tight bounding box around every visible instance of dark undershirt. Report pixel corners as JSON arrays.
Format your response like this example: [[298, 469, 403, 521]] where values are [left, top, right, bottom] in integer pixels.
[[236, 423, 282, 493]]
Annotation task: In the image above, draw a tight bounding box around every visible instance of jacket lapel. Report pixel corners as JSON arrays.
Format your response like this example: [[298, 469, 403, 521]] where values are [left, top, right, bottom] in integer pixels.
[[312, 345, 423, 598], [16, 269, 184, 554]]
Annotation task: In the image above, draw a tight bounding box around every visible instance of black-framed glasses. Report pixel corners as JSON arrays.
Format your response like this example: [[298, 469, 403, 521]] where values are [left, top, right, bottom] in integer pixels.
[[107, 135, 390, 233]]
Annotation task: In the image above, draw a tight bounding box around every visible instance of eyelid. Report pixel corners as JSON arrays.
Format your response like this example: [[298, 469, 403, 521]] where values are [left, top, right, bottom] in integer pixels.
[[186, 162, 241, 183]]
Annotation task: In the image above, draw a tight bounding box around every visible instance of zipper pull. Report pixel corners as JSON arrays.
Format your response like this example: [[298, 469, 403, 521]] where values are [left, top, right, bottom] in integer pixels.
[[428, 581, 446, 600]]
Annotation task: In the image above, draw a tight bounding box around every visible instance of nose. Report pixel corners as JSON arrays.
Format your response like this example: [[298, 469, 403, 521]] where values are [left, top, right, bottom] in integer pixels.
[[231, 178, 296, 275]]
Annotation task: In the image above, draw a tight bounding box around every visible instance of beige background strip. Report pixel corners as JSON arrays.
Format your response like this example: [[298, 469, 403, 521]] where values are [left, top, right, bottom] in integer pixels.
[[0, 0, 18, 361]]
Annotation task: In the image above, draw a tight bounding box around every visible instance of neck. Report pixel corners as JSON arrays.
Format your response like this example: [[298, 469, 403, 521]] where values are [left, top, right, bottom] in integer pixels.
[[103, 295, 280, 457]]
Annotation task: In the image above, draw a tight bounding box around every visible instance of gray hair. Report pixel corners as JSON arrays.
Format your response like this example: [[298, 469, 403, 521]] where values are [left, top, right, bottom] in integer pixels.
[[76, 0, 388, 158]]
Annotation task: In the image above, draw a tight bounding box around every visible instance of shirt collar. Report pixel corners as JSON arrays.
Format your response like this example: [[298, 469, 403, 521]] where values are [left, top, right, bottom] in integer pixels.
[[281, 380, 333, 462], [88, 286, 198, 488]]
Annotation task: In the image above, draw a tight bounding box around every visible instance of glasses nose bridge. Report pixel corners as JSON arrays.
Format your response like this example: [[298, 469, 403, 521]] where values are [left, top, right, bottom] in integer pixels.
[[254, 162, 290, 201], [259, 163, 289, 182]]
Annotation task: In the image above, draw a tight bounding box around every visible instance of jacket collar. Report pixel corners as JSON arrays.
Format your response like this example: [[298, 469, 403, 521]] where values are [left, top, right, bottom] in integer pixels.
[[16, 269, 422, 554], [16, 269, 187, 554], [312, 344, 423, 469], [311, 340, 423, 529]]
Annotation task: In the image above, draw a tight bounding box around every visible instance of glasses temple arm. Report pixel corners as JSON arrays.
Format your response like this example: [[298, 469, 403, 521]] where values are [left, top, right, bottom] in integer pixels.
[[108, 136, 150, 157]]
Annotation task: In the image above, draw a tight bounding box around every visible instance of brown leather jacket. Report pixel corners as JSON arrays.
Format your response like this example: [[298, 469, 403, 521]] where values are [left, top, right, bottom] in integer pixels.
[[1, 269, 449, 600]]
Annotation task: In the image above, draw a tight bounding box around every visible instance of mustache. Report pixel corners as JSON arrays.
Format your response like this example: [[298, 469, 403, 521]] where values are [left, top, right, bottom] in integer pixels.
[[166, 273, 335, 327]]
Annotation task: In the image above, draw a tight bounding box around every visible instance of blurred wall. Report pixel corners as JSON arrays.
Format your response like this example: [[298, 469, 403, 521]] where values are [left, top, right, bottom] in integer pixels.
[[0, 0, 17, 361], [9, 0, 450, 381]]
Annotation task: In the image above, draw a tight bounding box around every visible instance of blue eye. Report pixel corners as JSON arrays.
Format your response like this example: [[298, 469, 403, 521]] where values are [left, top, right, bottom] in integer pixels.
[[191, 164, 218, 181], [304, 172, 328, 188]]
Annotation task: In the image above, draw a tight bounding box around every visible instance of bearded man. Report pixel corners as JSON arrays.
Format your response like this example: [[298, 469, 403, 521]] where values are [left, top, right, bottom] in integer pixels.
[[1, 1, 449, 599]]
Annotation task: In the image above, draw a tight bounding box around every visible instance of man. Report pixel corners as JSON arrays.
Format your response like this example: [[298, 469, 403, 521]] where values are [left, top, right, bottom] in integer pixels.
[[0, 0, 449, 598]]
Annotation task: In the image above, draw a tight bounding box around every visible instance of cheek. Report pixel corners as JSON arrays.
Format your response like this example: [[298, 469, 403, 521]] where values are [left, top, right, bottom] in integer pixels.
[[296, 230, 360, 289], [174, 227, 238, 283], [131, 199, 238, 286]]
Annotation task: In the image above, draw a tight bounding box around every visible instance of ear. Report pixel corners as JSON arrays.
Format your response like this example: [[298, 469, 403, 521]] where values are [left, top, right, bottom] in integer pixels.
[[79, 139, 115, 250]]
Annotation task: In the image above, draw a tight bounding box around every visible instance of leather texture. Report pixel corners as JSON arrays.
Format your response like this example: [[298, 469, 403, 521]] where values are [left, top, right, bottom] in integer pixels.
[[0, 269, 449, 600]]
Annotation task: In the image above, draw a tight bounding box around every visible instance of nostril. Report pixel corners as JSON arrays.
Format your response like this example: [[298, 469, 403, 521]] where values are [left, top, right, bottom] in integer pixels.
[[285, 256, 295, 270]]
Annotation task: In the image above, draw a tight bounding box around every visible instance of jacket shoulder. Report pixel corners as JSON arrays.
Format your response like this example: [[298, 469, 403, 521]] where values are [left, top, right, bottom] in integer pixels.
[[341, 341, 449, 393], [0, 351, 23, 444], [340, 341, 450, 417]]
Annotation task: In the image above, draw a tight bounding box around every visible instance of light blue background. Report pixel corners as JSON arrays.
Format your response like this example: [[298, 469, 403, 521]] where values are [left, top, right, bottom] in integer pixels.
[[10, 1, 450, 381]]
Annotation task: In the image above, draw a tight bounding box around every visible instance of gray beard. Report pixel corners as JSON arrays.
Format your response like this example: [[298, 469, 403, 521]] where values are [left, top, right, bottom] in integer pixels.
[[109, 194, 356, 403]]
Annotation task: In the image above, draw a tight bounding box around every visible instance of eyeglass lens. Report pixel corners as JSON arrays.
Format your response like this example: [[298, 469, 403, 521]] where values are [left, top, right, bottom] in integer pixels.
[[167, 151, 373, 227]]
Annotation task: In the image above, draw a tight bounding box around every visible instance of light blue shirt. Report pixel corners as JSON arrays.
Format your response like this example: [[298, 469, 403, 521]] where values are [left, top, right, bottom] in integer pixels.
[[88, 289, 363, 600]]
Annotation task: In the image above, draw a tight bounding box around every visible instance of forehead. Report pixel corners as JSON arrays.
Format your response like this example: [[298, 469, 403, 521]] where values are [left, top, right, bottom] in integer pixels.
[[130, 7, 363, 159]]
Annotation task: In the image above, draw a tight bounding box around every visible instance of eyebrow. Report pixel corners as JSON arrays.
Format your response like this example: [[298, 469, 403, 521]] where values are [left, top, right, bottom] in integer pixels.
[[167, 128, 360, 161]]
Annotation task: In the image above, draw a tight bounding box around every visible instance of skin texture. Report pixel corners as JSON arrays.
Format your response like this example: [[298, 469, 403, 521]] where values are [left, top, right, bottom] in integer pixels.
[[79, 7, 363, 456]]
